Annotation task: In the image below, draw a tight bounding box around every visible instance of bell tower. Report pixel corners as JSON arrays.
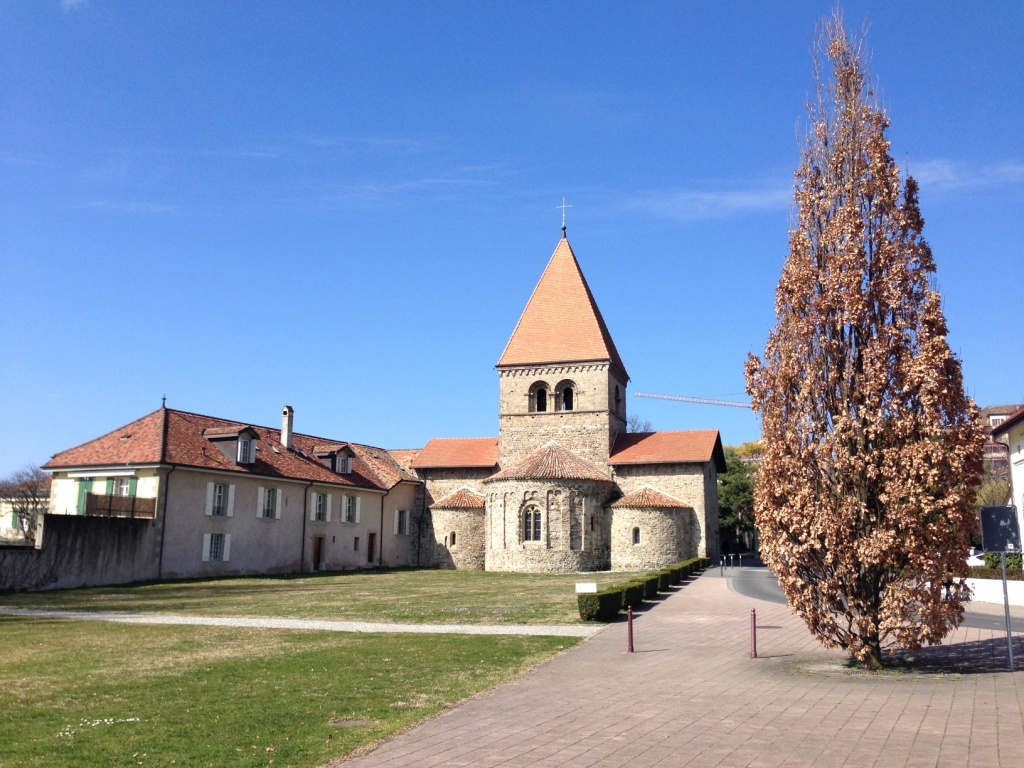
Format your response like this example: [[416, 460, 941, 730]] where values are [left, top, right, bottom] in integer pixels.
[[495, 235, 629, 469]]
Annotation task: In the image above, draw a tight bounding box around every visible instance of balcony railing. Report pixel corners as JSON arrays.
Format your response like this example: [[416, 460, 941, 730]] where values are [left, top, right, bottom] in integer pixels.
[[84, 493, 156, 520]]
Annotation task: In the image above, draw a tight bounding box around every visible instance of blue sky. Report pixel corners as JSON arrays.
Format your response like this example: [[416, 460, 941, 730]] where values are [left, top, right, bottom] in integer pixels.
[[1, 1, 1021, 476]]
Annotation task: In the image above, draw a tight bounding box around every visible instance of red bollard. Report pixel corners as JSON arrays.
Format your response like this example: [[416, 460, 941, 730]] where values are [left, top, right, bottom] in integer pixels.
[[750, 608, 757, 659], [627, 605, 634, 653]]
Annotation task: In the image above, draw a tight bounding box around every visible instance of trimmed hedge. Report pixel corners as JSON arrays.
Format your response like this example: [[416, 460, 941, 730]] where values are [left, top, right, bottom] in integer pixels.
[[578, 587, 624, 621], [577, 556, 713, 621], [622, 581, 645, 609]]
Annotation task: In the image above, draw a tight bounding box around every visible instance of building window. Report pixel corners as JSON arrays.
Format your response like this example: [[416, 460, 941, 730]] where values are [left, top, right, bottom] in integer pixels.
[[212, 483, 227, 517], [524, 508, 542, 541], [202, 532, 231, 563], [353, 536, 360, 551], [632, 527, 641, 545], [238, 438, 253, 464], [554, 380, 576, 411], [344, 495, 359, 523], [450, 531, 457, 547], [314, 493, 327, 522], [262, 488, 278, 519], [992, 416, 1005, 427], [529, 381, 550, 413], [115, 477, 132, 496], [590, 515, 595, 532], [395, 509, 409, 535], [337, 456, 352, 474]]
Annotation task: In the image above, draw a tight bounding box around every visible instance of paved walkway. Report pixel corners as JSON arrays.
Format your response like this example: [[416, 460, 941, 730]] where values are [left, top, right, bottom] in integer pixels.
[[332, 572, 1024, 768], [0, 608, 598, 637]]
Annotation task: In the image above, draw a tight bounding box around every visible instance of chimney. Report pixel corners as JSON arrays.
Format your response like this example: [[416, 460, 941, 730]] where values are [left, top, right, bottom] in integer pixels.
[[281, 405, 294, 450]]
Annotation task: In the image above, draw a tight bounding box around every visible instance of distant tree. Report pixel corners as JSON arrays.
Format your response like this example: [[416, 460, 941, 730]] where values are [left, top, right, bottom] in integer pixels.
[[0, 465, 49, 543], [718, 447, 756, 542], [734, 440, 763, 460], [626, 414, 653, 433], [744, 13, 983, 669], [975, 471, 1009, 508]]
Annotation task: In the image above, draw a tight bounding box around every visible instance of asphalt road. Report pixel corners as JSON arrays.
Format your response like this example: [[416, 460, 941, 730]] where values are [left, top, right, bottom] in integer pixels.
[[717, 565, 1024, 632]]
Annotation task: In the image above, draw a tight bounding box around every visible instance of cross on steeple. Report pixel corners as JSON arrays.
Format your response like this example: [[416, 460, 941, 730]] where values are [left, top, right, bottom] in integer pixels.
[[556, 198, 572, 237]]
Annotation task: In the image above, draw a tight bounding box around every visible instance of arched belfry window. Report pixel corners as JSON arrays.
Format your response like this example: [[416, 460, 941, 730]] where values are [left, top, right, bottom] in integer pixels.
[[554, 380, 576, 412], [529, 381, 550, 413], [524, 506, 542, 541]]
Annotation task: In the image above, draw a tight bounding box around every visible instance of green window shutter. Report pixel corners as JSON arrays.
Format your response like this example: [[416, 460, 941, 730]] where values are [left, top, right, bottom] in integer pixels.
[[105, 478, 114, 495], [128, 477, 138, 496], [77, 480, 89, 515]]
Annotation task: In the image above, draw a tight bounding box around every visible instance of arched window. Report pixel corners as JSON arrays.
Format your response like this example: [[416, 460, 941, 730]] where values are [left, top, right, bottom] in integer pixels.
[[529, 381, 550, 413], [450, 531, 457, 547], [524, 507, 542, 541], [554, 380, 576, 411], [632, 527, 641, 545]]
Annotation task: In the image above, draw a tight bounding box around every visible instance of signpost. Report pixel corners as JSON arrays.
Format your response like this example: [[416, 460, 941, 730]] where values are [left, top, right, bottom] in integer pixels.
[[980, 505, 1022, 672]]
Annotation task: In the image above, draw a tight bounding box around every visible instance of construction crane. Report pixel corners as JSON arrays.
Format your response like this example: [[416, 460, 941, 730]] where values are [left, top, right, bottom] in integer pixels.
[[635, 391, 753, 409]]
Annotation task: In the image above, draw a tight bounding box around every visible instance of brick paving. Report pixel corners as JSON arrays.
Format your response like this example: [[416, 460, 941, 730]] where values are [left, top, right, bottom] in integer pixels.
[[333, 571, 1024, 768]]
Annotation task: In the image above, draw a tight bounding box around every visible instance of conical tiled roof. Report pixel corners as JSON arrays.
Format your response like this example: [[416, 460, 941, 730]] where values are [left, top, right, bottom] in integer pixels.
[[430, 487, 487, 509], [497, 237, 627, 377], [611, 485, 691, 509], [484, 441, 611, 483]]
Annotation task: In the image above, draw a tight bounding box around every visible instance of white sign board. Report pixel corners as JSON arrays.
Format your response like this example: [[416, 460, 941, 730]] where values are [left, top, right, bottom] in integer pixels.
[[575, 582, 598, 594]]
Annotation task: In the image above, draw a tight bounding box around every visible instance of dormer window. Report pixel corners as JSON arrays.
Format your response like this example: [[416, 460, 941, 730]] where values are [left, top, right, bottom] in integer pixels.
[[238, 438, 254, 464], [337, 456, 352, 474]]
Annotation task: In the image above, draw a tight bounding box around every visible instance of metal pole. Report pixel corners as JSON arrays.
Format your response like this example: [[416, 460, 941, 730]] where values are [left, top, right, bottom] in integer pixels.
[[1001, 553, 1015, 672], [720, 557, 724, 577], [627, 606, 634, 654], [750, 608, 757, 659]]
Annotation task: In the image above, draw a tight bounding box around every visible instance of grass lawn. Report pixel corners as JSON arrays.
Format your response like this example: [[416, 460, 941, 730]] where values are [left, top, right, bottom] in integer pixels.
[[0, 568, 640, 624], [0, 616, 578, 767]]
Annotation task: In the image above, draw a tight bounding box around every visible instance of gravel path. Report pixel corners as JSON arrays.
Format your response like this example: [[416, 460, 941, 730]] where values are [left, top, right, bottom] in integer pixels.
[[0, 608, 601, 637]]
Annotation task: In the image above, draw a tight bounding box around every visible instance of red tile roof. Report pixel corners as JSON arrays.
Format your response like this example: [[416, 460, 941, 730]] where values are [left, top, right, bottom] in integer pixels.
[[44, 408, 415, 491], [388, 449, 422, 474], [430, 487, 487, 510], [411, 438, 499, 469], [992, 405, 1024, 438], [609, 430, 726, 472], [485, 441, 611, 483], [496, 237, 628, 377], [611, 485, 691, 509]]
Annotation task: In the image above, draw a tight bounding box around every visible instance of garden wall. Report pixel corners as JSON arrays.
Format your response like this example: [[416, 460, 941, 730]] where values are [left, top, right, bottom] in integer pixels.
[[0, 514, 156, 592]]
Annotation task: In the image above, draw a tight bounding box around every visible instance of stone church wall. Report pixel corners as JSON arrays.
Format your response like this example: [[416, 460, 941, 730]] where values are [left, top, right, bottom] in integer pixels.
[[611, 463, 719, 559], [430, 507, 486, 570], [610, 506, 696, 571], [483, 478, 611, 573], [497, 364, 624, 468]]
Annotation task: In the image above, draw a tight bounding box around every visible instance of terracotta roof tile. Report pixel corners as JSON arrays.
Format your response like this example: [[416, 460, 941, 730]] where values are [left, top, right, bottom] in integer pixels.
[[388, 449, 422, 474], [497, 237, 627, 377], [411, 438, 499, 469], [609, 430, 726, 472], [44, 408, 412, 491], [611, 485, 691, 509], [43, 409, 167, 469], [430, 487, 487, 509], [485, 441, 611, 483]]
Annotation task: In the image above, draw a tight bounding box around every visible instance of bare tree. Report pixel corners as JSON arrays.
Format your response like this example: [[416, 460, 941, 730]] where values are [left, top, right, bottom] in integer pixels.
[[626, 414, 653, 433], [0, 465, 50, 543], [744, 13, 983, 669]]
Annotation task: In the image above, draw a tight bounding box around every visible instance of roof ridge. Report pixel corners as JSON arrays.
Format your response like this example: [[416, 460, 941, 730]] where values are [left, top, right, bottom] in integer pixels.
[[47, 407, 165, 460]]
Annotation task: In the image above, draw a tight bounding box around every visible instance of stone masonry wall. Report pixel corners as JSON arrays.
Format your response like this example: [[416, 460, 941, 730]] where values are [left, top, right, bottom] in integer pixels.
[[610, 507, 696, 571], [483, 478, 611, 573], [611, 463, 717, 558], [498, 364, 623, 469], [416, 467, 492, 568], [430, 507, 486, 570]]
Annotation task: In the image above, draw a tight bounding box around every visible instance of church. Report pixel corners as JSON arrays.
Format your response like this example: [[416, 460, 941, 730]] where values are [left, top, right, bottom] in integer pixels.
[[403, 231, 724, 573], [41, 232, 723, 582]]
